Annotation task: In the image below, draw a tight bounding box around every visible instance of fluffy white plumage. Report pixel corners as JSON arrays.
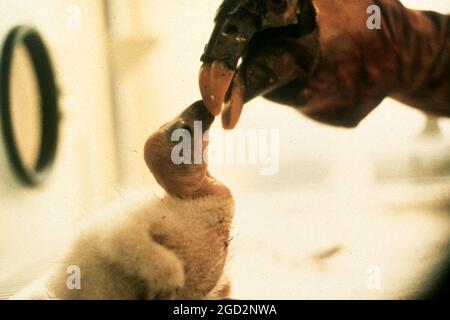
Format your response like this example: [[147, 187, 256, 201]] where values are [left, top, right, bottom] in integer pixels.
[[11, 190, 234, 300]]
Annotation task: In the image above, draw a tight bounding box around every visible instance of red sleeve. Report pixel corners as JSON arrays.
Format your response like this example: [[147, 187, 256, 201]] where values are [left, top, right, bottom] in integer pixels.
[[383, 3, 450, 116]]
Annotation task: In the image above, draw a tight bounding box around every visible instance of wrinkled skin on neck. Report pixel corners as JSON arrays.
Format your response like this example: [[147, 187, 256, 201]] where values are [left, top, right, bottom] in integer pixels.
[[144, 101, 231, 200]]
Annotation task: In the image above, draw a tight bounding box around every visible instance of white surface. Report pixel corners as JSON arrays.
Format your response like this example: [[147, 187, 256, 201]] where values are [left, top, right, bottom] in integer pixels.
[[0, 0, 117, 286], [228, 186, 450, 299]]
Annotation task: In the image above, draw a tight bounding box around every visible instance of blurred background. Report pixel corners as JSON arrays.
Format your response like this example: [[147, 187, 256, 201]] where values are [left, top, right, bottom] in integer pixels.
[[0, 0, 449, 299]]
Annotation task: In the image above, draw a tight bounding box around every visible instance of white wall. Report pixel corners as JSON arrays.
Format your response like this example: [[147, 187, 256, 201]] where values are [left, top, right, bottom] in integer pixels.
[[0, 0, 117, 289]]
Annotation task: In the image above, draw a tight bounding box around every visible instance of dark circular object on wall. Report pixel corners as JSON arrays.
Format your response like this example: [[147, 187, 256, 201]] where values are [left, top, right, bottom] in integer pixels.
[[0, 26, 59, 187]]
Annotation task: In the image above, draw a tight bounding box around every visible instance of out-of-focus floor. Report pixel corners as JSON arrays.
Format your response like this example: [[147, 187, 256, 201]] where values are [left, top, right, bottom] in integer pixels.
[[1, 180, 449, 300], [228, 180, 450, 299]]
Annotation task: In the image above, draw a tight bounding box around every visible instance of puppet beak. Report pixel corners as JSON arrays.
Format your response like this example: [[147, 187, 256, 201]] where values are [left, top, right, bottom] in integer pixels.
[[199, 0, 302, 126], [199, 5, 260, 117]]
